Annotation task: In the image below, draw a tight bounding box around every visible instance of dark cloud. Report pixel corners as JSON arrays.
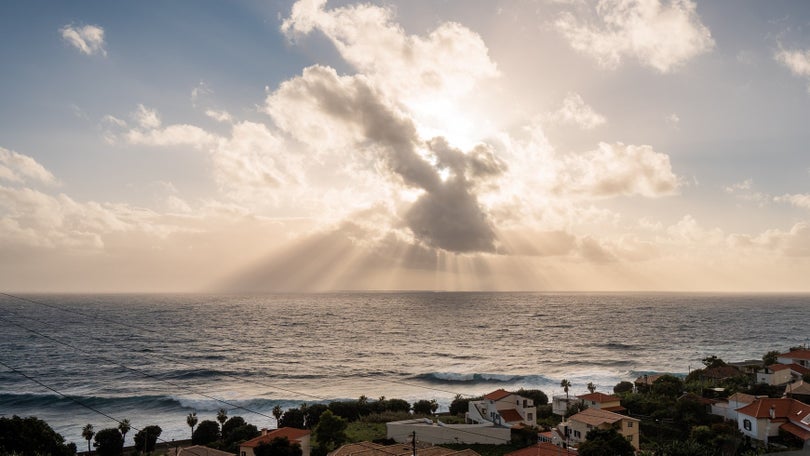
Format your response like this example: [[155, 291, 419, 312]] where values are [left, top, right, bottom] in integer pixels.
[[267, 65, 502, 253]]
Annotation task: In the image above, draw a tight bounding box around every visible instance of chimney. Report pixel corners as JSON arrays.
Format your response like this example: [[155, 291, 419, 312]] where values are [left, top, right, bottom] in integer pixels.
[[261, 428, 269, 436]]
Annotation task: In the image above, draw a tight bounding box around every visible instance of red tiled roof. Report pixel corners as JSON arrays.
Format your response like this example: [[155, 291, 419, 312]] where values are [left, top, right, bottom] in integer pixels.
[[736, 398, 810, 420], [504, 442, 577, 456], [569, 407, 638, 426], [768, 363, 791, 371], [702, 366, 741, 379], [788, 363, 810, 375], [241, 427, 310, 448], [485, 389, 513, 401], [577, 392, 619, 403], [780, 422, 810, 441], [602, 405, 627, 413], [499, 409, 524, 422], [634, 374, 664, 384], [780, 349, 810, 360]]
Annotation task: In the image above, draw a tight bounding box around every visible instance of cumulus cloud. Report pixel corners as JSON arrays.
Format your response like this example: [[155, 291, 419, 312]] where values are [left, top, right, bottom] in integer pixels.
[[205, 109, 233, 123], [555, 0, 714, 72], [0, 147, 57, 186], [265, 65, 500, 252], [775, 193, 810, 210], [60, 24, 107, 56], [554, 142, 679, 198], [547, 92, 606, 129], [775, 48, 810, 91]]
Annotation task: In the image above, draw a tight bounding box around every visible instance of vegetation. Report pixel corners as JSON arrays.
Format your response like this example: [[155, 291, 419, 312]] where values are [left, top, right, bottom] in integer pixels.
[[133, 424, 161, 454], [186, 412, 198, 439], [614, 381, 634, 394], [192, 420, 220, 445], [94, 427, 124, 456], [0, 415, 76, 456], [313, 410, 348, 453], [254, 436, 303, 456], [217, 408, 228, 431], [515, 388, 548, 406], [412, 399, 438, 415], [82, 424, 95, 453], [118, 419, 131, 445], [577, 427, 635, 456]]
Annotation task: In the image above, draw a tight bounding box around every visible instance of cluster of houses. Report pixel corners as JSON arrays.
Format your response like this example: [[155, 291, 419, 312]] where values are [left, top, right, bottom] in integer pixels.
[[179, 348, 810, 456]]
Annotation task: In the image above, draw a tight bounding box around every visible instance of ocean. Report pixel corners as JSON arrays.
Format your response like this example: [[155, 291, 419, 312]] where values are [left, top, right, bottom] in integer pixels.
[[1, 292, 808, 447]]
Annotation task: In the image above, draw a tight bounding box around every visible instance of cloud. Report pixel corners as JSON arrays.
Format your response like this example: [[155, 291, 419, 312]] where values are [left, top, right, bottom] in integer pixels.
[[0, 147, 58, 186], [775, 48, 810, 90], [205, 109, 233, 123], [724, 179, 769, 206], [775, 193, 810, 210], [554, 142, 679, 198], [60, 24, 107, 56], [547, 92, 606, 129], [729, 222, 810, 258], [265, 65, 500, 252], [134, 104, 161, 129], [555, 0, 714, 72]]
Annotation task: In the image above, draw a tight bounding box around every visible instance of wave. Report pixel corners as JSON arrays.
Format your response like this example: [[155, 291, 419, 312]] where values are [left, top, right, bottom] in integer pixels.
[[411, 372, 553, 385], [0, 392, 315, 414]]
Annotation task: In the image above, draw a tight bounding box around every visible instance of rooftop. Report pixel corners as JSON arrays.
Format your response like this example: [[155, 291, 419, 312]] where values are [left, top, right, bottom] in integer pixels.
[[780, 349, 810, 360], [241, 427, 311, 449], [577, 392, 620, 403], [484, 389, 513, 401], [569, 407, 638, 427], [736, 398, 810, 421], [504, 442, 577, 456]]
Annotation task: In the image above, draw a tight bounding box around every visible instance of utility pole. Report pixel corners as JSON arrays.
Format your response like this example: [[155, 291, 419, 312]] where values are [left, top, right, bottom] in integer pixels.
[[411, 431, 417, 456]]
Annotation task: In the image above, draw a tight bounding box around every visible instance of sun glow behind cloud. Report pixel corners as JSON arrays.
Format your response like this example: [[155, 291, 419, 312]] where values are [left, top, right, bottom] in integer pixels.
[[2, 0, 810, 292]]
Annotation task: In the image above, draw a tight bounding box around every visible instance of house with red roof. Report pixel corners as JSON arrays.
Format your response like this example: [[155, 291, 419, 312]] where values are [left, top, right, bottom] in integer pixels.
[[756, 364, 793, 386], [778, 349, 810, 369], [576, 392, 626, 413], [554, 407, 640, 450], [466, 389, 536, 428], [239, 427, 311, 456], [735, 397, 810, 446]]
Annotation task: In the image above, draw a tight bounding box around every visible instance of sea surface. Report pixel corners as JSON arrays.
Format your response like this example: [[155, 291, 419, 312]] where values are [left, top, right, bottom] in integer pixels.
[[1, 292, 808, 447]]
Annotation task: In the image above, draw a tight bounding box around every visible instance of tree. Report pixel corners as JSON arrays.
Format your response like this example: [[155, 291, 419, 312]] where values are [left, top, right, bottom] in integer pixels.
[[221, 416, 247, 441], [94, 427, 124, 456], [701, 355, 726, 369], [313, 410, 347, 453], [449, 395, 471, 416], [187, 412, 198, 439], [279, 407, 305, 428], [273, 405, 284, 424], [82, 424, 95, 454], [577, 427, 635, 456], [192, 420, 220, 445], [652, 375, 684, 398], [560, 379, 572, 401], [412, 399, 438, 415], [516, 389, 549, 406], [0, 415, 76, 456], [586, 382, 596, 394], [385, 398, 412, 413], [303, 403, 329, 429], [763, 350, 780, 366], [254, 436, 303, 456], [217, 408, 228, 432], [118, 419, 131, 445], [614, 381, 634, 394], [134, 425, 162, 454], [223, 423, 259, 452]]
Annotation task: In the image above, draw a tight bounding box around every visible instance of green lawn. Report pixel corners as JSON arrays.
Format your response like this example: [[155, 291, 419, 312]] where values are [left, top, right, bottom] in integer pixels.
[[346, 421, 388, 442]]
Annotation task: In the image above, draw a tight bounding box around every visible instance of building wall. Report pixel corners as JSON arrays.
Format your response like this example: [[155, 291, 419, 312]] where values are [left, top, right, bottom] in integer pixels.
[[552, 396, 582, 416], [386, 420, 510, 445], [756, 369, 792, 385], [737, 416, 777, 442]]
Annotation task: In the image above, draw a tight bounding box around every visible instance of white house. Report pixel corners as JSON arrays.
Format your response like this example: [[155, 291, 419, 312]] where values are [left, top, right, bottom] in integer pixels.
[[777, 349, 810, 369], [551, 395, 582, 417], [711, 392, 759, 421], [467, 389, 536, 428], [554, 407, 640, 450], [756, 364, 793, 386], [386, 418, 510, 445], [735, 398, 810, 446], [576, 392, 625, 413]]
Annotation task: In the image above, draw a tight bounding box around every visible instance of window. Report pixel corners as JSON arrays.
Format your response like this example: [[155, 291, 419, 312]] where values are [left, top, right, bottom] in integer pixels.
[[573, 430, 581, 439], [627, 421, 633, 428], [743, 419, 752, 431], [527, 413, 533, 421]]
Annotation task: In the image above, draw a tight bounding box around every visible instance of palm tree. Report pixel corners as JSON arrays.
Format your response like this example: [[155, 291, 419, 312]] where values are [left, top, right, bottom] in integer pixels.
[[217, 408, 228, 432], [187, 412, 198, 439], [118, 419, 131, 444], [272, 405, 283, 425], [587, 382, 596, 394], [560, 379, 572, 401], [82, 424, 95, 453]]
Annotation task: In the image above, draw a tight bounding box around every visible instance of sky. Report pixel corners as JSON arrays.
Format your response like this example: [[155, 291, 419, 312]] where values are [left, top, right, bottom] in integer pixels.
[[2, 0, 810, 292]]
